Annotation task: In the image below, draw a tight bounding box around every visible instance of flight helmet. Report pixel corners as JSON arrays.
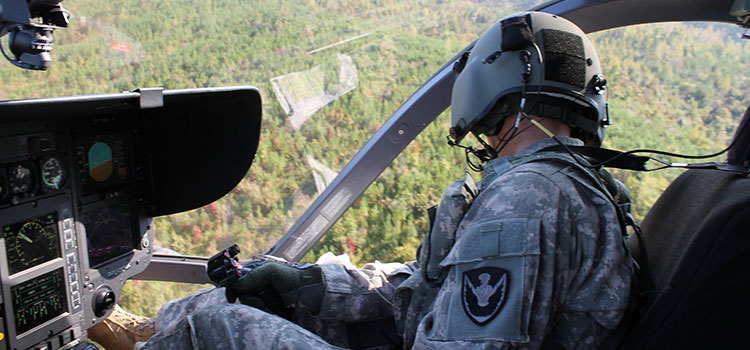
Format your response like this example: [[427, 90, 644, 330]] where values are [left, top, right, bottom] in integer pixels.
[[450, 11, 609, 147]]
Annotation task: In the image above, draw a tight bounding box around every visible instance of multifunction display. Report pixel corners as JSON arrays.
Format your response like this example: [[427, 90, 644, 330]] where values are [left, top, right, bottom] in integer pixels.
[[11, 268, 68, 335], [3, 213, 61, 275], [75, 133, 129, 194], [81, 201, 137, 267]]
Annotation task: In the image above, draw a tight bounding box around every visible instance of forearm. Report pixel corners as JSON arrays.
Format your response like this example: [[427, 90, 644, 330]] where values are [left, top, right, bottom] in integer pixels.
[[317, 261, 415, 323]]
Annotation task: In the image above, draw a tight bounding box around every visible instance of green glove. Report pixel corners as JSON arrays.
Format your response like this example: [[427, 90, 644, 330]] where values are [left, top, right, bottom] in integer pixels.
[[225, 261, 324, 319]]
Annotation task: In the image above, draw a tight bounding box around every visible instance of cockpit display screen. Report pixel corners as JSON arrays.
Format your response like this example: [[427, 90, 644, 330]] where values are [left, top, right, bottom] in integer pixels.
[[3, 213, 61, 275], [75, 133, 129, 194], [11, 268, 68, 335], [81, 201, 137, 267]]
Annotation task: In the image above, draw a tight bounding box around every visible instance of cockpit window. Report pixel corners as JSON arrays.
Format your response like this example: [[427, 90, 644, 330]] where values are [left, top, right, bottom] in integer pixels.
[[0, 1, 539, 264], [590, 22, 750, 220]]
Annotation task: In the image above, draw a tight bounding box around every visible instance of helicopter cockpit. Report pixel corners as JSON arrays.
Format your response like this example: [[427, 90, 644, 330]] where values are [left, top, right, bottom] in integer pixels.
[[0, 87, 261, 349], [1, 0, 748, 349]]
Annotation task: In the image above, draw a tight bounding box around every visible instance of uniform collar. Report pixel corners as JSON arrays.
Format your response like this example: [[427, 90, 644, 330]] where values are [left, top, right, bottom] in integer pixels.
[[480, 136, 584, 189]]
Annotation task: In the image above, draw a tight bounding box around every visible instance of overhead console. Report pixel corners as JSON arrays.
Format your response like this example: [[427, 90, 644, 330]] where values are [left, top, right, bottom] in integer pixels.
[[0, 87, 262, 350]]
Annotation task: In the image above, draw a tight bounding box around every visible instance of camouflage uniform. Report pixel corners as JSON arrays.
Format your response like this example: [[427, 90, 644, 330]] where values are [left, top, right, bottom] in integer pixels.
[[407, 136, 633, 349], [139, 136, 633, 350]]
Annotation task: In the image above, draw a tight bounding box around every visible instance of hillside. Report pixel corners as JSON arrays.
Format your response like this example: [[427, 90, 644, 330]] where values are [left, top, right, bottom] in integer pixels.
[[1, 0, 748, 317]]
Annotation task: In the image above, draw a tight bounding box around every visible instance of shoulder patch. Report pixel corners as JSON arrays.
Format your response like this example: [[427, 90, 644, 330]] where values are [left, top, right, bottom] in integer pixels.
[[462, 266, 510, 326]]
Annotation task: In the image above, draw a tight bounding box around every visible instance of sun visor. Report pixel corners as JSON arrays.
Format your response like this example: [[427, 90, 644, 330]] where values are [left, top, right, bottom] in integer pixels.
[[0, 86, 262, 216], [142, 87, 262, 216]]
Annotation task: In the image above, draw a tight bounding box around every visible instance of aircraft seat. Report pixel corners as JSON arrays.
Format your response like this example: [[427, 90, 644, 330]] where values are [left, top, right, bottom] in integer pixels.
[[627, 106, 750, 349]]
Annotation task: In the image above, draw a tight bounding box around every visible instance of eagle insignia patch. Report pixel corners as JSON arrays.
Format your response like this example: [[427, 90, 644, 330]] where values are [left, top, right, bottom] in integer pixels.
[[462, 267, 510, 326]]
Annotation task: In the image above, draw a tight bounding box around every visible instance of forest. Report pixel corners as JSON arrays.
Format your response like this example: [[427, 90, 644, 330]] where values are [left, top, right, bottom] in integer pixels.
[[1, 0, 748, 317]]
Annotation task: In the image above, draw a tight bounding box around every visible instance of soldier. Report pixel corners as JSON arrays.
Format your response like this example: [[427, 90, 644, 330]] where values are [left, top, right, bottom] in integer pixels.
[[91, 11, 635, 350]]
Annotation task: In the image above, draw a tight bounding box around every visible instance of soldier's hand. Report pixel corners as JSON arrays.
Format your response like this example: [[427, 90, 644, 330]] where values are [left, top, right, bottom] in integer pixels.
[[225, 261, 324, 319]]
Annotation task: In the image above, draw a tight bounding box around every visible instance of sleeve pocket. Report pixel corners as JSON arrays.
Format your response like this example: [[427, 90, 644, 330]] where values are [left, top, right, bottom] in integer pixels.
[[426, 218, 541, 343]]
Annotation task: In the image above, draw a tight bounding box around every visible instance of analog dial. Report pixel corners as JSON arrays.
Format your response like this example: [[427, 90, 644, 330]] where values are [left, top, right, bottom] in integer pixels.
[[40, 157, 67, 191], [8, 163, 34, 195], [3, 214, 61, 275]]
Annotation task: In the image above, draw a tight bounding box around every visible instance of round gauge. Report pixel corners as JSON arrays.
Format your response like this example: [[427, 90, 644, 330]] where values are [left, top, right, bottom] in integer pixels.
[[8, 163, 34, 195], [4, 216, 61, 275], [40, 157, 67, 191]]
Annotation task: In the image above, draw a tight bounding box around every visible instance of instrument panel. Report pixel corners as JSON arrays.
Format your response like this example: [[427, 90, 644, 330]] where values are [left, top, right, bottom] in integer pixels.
[[0, 87, 262, 350], [0, 115, 153, 350]]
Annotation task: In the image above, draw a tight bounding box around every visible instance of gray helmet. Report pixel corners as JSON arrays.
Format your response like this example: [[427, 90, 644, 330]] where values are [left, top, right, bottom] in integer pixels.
[[450, 11, 609, 147]]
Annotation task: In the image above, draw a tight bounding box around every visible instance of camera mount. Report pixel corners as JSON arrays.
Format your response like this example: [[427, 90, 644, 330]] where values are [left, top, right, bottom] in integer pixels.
[[0, 0, 69, 70]]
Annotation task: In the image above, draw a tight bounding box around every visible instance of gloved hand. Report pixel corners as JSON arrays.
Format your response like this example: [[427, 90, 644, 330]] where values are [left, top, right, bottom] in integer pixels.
[[225, 260, 324, 319]]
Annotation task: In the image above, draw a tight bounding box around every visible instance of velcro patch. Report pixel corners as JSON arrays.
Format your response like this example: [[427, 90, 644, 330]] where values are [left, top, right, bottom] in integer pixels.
[[542, 28, 586, 89]]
